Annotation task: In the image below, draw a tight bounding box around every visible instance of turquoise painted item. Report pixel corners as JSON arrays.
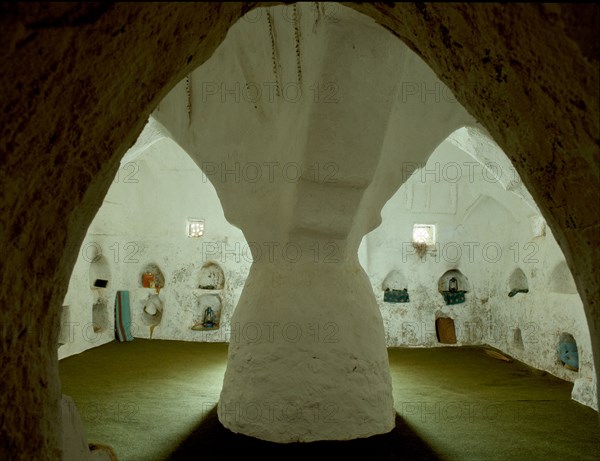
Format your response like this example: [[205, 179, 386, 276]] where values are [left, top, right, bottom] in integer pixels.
[[384, 289, 409, 303], [557, 341, 579, 369], [441, 290, 466, 305], [114, 291, 134, 342]]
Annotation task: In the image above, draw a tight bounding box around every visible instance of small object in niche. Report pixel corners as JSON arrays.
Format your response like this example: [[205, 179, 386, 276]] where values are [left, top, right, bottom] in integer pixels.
[[448, 277, 458, 292], [203, 307, 215, 328], [508, 288, 529, 297], [557, 341, 579, 371], [192, 305, 220, 331], [142, 272, 155, 288], [441, 290, 466, 305], [384, 288, 409, 303], [200, 284, 215, 290]]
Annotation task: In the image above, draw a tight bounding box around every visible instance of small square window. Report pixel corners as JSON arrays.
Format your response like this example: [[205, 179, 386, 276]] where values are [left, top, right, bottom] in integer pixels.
[[412, 224, 435, 246], [187, 219, 205, 238]]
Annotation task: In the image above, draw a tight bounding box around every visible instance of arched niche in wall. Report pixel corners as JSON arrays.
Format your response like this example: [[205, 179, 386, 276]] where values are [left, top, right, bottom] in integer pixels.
[[92, 299, 109, 333], [140, 263, 165, 289], [549, 261, 578, 294], [557, 332, 579, 372], [438, 269, 469, 305], [141, 293, 163, 339], [435, 311, 457, 344], [198, 261, 225, 290], [508, 267, 529, 297], [89, 255, 111, 289], [382, 270, 409, 303], [192, 294, 222, 331], [513, 327, 524, 350]]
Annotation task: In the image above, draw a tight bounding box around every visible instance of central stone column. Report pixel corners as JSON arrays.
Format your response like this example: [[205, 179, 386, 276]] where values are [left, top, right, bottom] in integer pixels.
[[153, 3, 470, 442], [219, 247, 393, 441]]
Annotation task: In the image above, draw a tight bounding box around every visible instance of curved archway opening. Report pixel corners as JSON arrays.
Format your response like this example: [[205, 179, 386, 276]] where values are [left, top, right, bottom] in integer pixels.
[[1, 2, 597, 460]]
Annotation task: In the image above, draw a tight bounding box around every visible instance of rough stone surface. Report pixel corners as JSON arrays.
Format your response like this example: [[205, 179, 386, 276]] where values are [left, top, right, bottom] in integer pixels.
[[0, 2, 597, 459]]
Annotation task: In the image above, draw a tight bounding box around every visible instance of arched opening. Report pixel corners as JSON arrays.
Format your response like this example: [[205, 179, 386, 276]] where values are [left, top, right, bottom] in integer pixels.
[[1, 2, 598, 460], [438, 269, 469, 305], [198, 262, 225, 290], [513, 327, 524, 351], [435, 312, 457, 345], [92, 300, 109, 334], [382, 270, 409, 303], [192, 294, 222, 331], [141, 293, 163, 339], [508, 267, 529, 297], [140, 263, 165, 290], [557, 333, 579, 373]]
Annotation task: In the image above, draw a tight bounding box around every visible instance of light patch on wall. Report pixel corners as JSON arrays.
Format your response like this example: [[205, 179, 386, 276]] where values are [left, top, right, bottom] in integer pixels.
[[412, 224, 435, 246], [187, 218, 205, 238], [529, 215, 546, 238]]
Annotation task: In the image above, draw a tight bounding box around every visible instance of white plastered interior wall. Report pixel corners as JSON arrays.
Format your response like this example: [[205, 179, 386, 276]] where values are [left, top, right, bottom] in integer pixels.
[[359, 129, 597, 410], [60, 124, 597, 411], [59, 3, 597, 413], [59, 136, 249, 360]]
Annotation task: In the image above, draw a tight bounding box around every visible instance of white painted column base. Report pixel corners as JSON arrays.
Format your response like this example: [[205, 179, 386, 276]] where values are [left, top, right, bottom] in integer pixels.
[[218, 261, 395, 442]]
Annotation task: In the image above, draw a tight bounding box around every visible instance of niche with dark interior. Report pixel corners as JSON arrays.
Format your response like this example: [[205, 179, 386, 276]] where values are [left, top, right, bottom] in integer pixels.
[[92, 300, 110, 333], [438, 269, 469, 305], [508, 267, 529, 297], [382, 270, 409, 303], [557, 332, 579, 372], [435, 315, 457, 344], [198, 262, 225, 290]]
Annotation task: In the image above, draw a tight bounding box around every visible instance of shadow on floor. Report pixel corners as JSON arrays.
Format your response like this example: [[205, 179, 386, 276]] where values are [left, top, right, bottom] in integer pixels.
[[166, 406, 442, 461]]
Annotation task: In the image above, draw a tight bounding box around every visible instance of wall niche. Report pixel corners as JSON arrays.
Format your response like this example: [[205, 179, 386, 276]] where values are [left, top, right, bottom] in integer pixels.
[[89, 255, 111, 289], [92, 300, 109, 333], [508, 267, 529, 297], [198, 262, 225, 290], [438, 269, 469, 305], [382, 270, 409, 303], [192, 294, 222, 331], [435, 313, 457, 344], [557, 333, 579, 372], [513, 327, 524, 350], [141, 293, 163, 339], [140, 263, 165, 289]]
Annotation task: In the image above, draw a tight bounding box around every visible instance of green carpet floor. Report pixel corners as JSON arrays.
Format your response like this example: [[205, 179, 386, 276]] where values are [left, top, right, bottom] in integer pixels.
[[59, 339, 600, 461]]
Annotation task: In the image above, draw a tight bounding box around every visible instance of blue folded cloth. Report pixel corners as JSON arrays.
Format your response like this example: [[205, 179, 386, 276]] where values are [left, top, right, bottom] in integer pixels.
[[114, 291, 134, 342]]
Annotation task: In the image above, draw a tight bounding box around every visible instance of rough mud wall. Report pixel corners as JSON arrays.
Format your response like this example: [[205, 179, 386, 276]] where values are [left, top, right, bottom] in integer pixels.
[[0, 2, 597, 459], [0, 3, 253, 459]]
